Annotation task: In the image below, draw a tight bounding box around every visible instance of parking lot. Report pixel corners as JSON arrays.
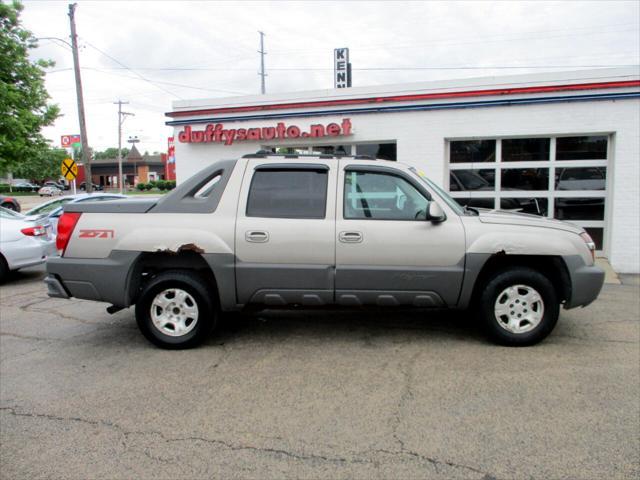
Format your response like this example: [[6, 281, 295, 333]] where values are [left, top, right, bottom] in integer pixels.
[[0, 265, 638, 479]]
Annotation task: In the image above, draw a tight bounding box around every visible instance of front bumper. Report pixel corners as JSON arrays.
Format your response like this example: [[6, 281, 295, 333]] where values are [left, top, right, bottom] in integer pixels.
[[563, 255, 605, 309]]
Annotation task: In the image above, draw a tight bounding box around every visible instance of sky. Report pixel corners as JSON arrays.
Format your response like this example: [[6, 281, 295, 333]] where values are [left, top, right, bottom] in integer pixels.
[[20, 0, 640, 154]]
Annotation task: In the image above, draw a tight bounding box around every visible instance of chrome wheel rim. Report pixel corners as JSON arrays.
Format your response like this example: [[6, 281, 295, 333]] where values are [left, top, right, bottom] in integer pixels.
[[494, 284, 544, 334], [150, 288, 199, 337]]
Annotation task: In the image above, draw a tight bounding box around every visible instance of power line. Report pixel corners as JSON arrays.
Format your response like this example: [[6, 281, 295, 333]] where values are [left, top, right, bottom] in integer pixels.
[[79, 38, 183, 99]]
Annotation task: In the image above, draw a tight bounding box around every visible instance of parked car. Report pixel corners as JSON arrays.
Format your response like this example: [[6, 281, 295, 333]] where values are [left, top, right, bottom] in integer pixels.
[[38, 186, 63, 197], [79, 182, 104, 191], [0, 207, 56, 282], [45, 153, 604, 349], [0, 195, 21, 212], [44, 181, 67, 191], [24, 193, 127, 233], [13, 182, 40, 192]]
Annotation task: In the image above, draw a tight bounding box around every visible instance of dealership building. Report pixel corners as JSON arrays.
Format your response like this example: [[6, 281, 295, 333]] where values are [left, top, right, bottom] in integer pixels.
[[166, 67, 640, 273]]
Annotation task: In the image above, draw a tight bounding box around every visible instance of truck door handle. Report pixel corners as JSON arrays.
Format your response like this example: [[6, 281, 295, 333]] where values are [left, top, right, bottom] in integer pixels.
[[339, 231, 363, 243], [245, 231, 269, 243]]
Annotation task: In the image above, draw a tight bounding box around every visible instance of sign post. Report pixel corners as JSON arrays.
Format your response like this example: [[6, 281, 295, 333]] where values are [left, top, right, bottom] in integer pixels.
[[61, 158, 78, 194]]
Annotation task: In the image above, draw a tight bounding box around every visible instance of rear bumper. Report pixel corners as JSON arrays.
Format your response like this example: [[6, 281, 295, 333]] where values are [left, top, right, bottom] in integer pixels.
[[45, 251, 140, 306], [563, 255, 605, 309]]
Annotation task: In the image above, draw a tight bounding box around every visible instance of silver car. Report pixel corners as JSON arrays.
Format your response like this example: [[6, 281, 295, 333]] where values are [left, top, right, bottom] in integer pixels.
[[0, 207, 56, 282]]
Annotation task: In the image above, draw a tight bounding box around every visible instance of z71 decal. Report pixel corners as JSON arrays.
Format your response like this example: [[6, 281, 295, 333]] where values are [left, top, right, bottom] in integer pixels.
[[78, 229, 115, 239]]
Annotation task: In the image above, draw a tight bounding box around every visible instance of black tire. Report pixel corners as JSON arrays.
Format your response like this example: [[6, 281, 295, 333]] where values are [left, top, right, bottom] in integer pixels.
[[479, 267, 559, 346], [1, 202, 17, 211], [135, 270, 217, 349], [0, 255, 8, 284]]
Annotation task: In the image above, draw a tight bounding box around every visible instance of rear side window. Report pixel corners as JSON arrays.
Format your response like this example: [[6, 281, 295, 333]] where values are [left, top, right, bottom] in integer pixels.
[[247, 169, 328, 219]]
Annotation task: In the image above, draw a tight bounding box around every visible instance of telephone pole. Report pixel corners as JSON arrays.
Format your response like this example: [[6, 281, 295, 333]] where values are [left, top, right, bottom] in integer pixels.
[[114, 101, 133, 194], [258, 31, 267, 94], [68, 3, 92, 193]]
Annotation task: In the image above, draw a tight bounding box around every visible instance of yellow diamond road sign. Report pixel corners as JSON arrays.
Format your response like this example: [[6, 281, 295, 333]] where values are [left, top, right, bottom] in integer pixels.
[[61, 158, 78, 181]]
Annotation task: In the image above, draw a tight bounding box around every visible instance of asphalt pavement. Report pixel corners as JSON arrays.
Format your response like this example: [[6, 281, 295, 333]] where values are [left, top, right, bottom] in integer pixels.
[[1, 265, 638, 479]]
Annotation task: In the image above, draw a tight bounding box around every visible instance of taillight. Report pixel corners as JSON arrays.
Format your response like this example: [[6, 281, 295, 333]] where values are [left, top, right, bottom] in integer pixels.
[[21, 225, 47, 236], [56, 212, 82, 254]]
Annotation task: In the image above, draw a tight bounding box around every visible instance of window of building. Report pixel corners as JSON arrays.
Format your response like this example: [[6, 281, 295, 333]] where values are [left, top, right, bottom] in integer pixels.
[[344, 171, 428, 220], [502, 138, 550, 161], [247, 169, 328, 219], [447, 135, 609, 251], [450, 140, 496, 163], [556, 136, 607, 160], [355, 143, 397, 160]]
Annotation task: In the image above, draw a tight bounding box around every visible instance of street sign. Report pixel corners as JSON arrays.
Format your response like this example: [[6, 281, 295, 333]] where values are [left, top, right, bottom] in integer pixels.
[[61, 158, 78, 181], [61, 134, 81, 148]]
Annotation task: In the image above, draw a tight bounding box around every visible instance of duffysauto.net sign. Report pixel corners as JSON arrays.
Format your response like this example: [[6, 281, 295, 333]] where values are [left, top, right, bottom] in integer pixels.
[[178, 119, 352, 146]]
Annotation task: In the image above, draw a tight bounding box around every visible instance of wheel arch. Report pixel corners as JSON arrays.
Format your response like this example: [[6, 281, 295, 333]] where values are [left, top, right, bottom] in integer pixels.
[[461, 253, 571, 309]]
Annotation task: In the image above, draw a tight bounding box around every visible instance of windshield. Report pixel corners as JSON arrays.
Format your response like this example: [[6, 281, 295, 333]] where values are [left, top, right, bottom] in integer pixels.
[[409, 167, 465, 215]]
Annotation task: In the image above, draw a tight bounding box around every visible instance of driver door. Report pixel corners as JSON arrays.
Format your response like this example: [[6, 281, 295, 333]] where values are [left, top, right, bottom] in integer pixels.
[[335, 162, 466, 307]]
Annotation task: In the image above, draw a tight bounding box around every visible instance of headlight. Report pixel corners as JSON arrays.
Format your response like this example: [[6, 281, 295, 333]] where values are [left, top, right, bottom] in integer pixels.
[[580, 231, 596, 261]]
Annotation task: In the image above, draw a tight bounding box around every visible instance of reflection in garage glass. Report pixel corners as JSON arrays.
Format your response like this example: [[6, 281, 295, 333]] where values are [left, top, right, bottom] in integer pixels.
[[455, 197, 495, 209], [501, 168, 549, 190], [502, 138, 550, 161], [555, 167, 606, 190], [555, 198, 605, 220], [449, 169, 495, 191], [500, 198, 548, 216], [556, 136, 608, 160], [449, 140, 496, 163], [355, 143, 397, 160]]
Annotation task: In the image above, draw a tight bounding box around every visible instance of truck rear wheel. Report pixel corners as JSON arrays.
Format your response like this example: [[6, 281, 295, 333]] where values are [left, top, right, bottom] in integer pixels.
[[479, 267, 559, 346], [135, 270, 216, 349]]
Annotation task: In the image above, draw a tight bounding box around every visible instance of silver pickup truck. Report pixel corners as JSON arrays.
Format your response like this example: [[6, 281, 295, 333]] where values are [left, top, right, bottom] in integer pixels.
[[45, 153, 605, 349]]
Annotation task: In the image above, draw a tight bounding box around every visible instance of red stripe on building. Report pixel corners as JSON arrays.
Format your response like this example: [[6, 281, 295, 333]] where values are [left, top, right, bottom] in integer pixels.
[[166, 80, 640, 118]]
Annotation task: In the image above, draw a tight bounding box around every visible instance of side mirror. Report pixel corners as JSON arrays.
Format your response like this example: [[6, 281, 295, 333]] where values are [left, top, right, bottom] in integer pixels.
[[426, 201, 446, 223]]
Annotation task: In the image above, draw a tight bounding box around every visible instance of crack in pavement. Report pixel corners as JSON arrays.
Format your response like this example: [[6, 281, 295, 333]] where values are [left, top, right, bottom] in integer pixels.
[[0, 405, 496, 477]]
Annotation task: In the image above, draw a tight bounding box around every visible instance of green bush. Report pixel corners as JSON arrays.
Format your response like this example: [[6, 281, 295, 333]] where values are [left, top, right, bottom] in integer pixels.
[[136, 182, 146, 191], [156, 180, 168, 191], [144, 183, 154, 190], [148, 180, 158, 188], [0, 183, 11, 193], [167, 180, 176, 190]]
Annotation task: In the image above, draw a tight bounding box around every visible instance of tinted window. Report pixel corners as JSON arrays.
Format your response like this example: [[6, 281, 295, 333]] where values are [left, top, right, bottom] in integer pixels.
[[500, 197, 548, 216], [344, 171, 428, 220], [501, 168, 549, 190], [455, 197, 495, 209], [450, 169, 495, 191], [556, 136, 607, 160], [247, 169, 328, 219], [355, 143, 397, 160], [502, 138, 550, 161], [555, 167, 606, 191], [450, 140, 496, 163], [555, 197, 604, 220]]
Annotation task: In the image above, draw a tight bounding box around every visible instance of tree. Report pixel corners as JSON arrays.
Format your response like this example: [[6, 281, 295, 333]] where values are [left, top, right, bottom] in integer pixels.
[[0, 1, 59, 175], [93, 147, 129, 160], [13, 147, 67, 180]]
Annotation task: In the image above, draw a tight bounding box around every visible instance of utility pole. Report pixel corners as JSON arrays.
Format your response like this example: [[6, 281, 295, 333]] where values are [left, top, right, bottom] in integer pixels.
[[114, 100, 133, 194], [68, 3, 92, 193], [258, 31, 267, 94]]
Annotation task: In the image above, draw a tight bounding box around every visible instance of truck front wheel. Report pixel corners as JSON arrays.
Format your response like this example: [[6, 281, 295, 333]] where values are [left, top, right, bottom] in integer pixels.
[[135, 270, 216, 349], [479, 267, 559, 346]]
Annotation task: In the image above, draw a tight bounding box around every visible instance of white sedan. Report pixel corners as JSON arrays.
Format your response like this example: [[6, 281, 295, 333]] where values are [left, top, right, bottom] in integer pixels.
[[23, 193, 127, 233], [38, 186, 63, 197], [0, 207, 56, 282]]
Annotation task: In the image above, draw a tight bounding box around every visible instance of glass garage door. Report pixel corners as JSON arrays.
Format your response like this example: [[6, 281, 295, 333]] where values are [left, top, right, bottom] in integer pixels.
[[447, 135, 609, 251]]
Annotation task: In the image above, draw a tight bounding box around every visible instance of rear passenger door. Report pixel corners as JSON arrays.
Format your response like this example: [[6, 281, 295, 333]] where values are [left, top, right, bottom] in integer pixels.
[[234, 160, 337, 306]]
